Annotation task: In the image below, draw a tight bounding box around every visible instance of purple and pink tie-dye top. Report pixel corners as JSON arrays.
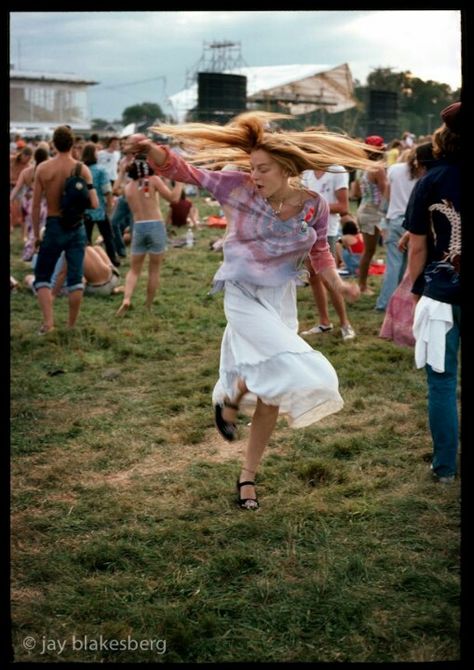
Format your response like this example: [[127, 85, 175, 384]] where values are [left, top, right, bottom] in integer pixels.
[[148, 146, 336, 287]]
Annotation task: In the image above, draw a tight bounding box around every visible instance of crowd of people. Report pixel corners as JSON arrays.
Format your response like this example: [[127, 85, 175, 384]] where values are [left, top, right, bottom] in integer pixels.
[[10, 101, 462, 501]]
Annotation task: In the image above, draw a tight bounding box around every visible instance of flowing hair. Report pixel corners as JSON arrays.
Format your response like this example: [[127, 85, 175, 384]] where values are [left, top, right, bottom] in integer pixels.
[[149, 112, 382, 174]]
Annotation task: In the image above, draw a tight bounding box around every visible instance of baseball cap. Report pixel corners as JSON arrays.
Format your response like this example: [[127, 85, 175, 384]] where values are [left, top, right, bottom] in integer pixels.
[[365, 135, 385, 148], [440, 102, 461, 133]]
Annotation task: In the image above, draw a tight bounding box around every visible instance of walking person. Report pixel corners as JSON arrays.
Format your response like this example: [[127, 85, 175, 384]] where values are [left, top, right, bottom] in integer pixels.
[[115, 156, 181, 315], [125, 113, 377, 509], [351, 136, 387, 295], [10, 146, 50, 261], [31, 125, 98, 334], [300, 164, 356, 340], [375, 147, 421, 311], [81, 142, 120, 266]]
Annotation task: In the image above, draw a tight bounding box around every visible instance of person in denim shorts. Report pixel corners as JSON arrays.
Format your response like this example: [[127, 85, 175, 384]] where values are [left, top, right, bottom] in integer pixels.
[[32, 125, 98, 333], [115, 157, 181, 315]]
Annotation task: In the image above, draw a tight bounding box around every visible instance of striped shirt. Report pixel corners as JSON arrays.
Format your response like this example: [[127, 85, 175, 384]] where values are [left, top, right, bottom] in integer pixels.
[[149, 146, 335, 287]]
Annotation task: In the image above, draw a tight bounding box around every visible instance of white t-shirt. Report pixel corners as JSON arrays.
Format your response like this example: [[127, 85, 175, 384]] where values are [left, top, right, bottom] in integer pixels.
[[302, 166, 349, 236], [386, 162, 417, 220], [97, 149, 121, 181]]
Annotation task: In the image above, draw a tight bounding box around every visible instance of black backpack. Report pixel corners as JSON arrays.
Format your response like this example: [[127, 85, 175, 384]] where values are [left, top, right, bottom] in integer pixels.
[[59, 162, 92, 229]]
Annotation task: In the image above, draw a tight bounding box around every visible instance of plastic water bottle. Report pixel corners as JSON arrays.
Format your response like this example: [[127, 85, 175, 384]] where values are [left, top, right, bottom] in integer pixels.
[[186, 226, 194, 248]]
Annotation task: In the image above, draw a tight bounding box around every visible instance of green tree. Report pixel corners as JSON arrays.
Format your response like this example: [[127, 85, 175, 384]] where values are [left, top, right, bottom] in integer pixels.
[[91, 118, 110, 130], [122, 102, 164, 126]]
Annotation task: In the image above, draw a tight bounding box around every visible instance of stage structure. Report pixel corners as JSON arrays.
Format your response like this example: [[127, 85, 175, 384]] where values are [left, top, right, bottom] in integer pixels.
[[169, 63, 357, 123]]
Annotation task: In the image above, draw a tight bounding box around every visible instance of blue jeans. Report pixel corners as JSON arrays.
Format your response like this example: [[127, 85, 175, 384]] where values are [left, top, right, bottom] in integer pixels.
[[34, 217, 87, 292], [426, 304, 461, 477], [375, 216, 407, 310], [342, 249, 362, 276], [111, 196, 133, 256]]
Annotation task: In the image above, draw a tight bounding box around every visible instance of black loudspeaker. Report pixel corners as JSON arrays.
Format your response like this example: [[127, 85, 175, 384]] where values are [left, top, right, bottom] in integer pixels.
[[197, 72, 247, 123], [367, 89, 400, 141]]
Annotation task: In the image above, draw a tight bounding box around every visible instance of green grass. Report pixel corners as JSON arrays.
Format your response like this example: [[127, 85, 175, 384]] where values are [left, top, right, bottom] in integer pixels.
[[10, 203, 460, 663]]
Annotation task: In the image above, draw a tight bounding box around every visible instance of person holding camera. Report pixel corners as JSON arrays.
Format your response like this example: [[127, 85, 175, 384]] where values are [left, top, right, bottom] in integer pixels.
[[115, 156, 182, 316]]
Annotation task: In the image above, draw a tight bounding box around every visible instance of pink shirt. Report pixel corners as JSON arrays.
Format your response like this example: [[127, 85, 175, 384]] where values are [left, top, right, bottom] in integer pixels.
[[149, 146, 335, 287]]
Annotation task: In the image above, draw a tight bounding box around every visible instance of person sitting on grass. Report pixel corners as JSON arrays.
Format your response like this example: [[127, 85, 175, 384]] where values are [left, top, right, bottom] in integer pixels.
[[115, 156, 181, 316], [335, 215, 365, 277], [24, 245, 122, 297]]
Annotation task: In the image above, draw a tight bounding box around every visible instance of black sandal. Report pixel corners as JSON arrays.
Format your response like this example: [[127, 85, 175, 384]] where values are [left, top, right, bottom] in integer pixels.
[[214, 398, 239, 442], [236, 479, 259, 510]]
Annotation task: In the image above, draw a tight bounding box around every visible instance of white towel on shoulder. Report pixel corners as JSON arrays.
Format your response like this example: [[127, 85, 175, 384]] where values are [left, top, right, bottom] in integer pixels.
[[413, 296, 453, 373]]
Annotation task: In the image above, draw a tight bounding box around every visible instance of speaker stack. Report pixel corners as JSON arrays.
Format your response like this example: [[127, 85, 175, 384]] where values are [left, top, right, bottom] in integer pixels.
[[367, 90, 400, 141], [196, 72, 247, 124]]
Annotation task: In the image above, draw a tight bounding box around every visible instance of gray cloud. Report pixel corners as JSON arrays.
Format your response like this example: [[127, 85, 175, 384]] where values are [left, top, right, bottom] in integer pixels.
[[10, 10, 461, 122]]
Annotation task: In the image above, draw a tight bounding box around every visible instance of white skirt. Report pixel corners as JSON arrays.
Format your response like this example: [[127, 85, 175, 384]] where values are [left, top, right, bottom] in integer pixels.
[[212, 280, 344, 428]]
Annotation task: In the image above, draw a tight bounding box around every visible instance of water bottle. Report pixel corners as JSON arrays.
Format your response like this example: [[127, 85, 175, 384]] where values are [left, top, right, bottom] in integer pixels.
[[186, 226, 194, 248]]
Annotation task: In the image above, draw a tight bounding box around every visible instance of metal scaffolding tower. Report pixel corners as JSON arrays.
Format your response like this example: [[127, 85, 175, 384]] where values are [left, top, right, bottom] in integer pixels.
[[185, 41, 247, 88]]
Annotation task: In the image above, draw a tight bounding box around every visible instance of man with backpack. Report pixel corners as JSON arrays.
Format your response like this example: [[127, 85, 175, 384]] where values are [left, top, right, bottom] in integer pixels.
[[32, 125, 99, 334]]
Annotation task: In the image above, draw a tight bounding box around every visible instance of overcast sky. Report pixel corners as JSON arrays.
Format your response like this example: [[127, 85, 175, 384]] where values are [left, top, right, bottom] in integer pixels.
[[10, 10, 462, 122]]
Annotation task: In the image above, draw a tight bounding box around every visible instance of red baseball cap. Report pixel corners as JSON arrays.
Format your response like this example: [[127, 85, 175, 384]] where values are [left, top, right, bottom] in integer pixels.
[[365, 135, 385, 148]]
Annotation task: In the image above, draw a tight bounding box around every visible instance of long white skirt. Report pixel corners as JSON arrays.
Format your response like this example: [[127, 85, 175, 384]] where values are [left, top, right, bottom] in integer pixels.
[[212, 280, 344, 428]]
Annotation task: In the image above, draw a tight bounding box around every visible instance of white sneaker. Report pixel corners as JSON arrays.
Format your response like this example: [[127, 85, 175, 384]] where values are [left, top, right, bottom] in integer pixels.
[[301, 323, 334, 335], [341, 324, 356, 341]]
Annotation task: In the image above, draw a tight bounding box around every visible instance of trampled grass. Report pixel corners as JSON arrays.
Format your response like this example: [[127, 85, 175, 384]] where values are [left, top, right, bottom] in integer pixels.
[[10, 207, 460, 663]]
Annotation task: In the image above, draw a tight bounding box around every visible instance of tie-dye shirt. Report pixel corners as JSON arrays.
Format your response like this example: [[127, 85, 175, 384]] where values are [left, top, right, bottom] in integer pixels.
[[148, 147, 335, 287]]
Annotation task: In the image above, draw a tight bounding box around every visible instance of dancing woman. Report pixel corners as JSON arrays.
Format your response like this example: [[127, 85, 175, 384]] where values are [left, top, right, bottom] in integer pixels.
[[126, 113, 378, 509]]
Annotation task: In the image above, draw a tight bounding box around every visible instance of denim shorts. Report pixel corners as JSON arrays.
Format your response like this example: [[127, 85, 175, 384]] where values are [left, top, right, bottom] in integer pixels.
[[34, 216, 87, 292], [131, 220, 167, 255]]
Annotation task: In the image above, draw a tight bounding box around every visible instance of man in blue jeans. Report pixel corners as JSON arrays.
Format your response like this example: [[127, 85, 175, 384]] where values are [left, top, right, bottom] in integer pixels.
[[32, 125, 98, 333], [405, 102, 461, 483]]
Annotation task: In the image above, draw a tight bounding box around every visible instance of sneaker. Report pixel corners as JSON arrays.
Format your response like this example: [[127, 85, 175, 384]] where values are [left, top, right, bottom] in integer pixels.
[[337, 268, 350, 276], [341, 324, 356, 341], [431, 468, 455, 484], [301, 323, 334, 335]]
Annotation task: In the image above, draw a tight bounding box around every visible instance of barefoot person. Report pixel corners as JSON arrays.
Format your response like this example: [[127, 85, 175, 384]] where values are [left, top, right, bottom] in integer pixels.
[[115, 157, 182, 315], [126, 113, 377, 509]]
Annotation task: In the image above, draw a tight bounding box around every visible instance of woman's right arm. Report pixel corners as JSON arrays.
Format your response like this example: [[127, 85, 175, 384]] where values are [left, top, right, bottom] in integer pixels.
[[124, 134, 245, 203]]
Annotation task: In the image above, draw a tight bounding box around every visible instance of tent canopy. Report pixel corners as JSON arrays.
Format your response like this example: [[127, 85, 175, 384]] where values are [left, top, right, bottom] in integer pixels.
[[168, 63, 355, 122]]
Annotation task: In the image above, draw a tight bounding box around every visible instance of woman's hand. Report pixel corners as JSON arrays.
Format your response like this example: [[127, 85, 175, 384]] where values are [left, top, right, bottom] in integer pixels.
[[398, 231, 410, 252], [340, 281, 360, 303], [124, 134, 153, 156]]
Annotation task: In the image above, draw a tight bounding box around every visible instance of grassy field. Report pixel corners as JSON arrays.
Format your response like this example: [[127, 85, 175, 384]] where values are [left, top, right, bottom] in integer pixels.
[[10, 201, 460, 663]]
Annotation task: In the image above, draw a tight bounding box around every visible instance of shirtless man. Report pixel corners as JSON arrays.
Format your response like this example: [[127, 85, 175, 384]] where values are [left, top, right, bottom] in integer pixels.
[[32, 125, 98, 334], [116, 156, 181, 315]]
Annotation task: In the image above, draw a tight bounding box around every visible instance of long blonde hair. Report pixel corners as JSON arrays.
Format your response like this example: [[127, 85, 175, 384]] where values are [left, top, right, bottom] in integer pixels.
[[150, 112, 381, 174]]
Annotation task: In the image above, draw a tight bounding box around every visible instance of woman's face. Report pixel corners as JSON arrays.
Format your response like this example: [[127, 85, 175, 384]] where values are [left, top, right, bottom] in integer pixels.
[[250, 149, 288, 199]]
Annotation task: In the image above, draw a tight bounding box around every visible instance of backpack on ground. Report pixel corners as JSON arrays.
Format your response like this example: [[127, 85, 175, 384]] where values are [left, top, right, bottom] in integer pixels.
[[59, 162, 92, 229]]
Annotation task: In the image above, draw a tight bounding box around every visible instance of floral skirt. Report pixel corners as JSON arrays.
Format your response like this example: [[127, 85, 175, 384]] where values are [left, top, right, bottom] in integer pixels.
[[212, 280, 344, 428]]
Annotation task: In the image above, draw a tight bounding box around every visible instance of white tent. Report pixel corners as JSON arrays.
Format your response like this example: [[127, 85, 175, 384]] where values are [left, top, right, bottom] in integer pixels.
[[168, 63, 356, 122]]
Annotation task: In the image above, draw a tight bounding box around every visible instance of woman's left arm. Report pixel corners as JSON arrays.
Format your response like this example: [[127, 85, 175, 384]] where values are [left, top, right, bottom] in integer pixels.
[[308, 197, 360, 302]]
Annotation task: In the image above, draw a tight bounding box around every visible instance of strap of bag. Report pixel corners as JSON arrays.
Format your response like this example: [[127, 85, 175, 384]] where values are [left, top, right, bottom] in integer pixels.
[[73, 161, 83, 177]]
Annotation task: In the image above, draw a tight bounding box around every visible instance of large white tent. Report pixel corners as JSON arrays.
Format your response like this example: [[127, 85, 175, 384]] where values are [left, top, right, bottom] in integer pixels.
[[168, 63, 356, 122]]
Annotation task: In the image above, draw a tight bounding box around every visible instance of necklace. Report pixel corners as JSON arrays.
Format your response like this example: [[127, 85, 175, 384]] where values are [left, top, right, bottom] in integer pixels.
[[266, 190, 303, 216], [266, 197, 284, 216]]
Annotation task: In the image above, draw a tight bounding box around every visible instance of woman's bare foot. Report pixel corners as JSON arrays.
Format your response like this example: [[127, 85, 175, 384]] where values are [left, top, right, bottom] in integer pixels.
[[116, 300, 131, 316], [359, 286, 374, 296]]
